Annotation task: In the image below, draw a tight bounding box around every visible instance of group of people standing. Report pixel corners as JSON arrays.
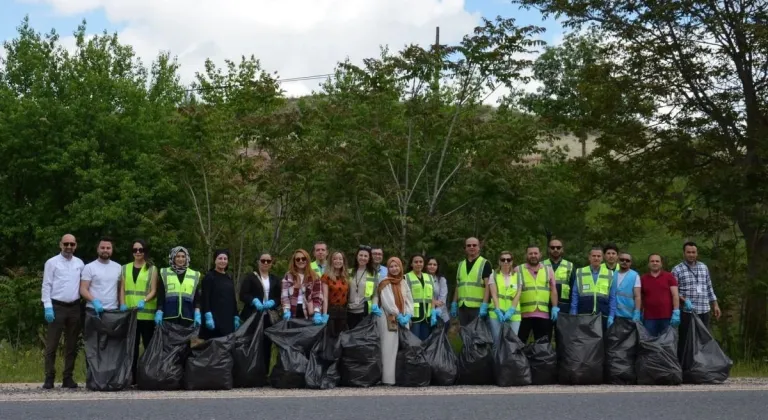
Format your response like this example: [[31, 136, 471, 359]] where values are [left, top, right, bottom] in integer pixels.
[[40, 234, 721, 389]]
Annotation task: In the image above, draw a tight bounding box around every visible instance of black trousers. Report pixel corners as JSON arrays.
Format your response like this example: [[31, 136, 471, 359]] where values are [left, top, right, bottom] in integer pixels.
[[678, 311, 710, 358], [458, 306, 480, 327], [518, 317, 552, 343], [131, 320, 155, 384], [44, 301, 82, 380]]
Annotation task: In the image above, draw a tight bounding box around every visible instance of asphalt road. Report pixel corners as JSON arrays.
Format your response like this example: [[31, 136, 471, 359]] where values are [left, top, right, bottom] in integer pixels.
[[0, 388, 764, 420]]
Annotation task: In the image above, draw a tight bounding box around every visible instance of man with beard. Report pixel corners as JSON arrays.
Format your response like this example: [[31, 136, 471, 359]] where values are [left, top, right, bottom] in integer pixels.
[[517, 245, 559, 342], [80, 237, 122, 317]]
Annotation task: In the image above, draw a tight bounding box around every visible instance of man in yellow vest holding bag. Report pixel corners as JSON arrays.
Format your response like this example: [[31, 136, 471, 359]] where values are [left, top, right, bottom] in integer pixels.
[[517, 245, 559, 343], [570, 247, 616, 328], [450, 237, 492, 326]]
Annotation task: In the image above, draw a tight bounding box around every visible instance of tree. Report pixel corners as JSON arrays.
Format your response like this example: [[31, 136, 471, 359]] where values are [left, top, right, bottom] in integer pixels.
[[516, 0, 768, 355]]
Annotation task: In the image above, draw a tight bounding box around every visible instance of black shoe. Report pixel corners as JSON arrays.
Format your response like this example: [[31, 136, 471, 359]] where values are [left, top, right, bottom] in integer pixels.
[[42, 378, 54, 390], [61, 378, 78, 389]]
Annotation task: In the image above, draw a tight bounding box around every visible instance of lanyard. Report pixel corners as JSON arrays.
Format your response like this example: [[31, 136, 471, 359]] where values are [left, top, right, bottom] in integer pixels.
[[684, 263, 700, 283]]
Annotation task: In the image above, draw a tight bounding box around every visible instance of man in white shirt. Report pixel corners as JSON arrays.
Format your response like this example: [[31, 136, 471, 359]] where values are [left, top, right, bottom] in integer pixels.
[[80, 237, 122, 315], [41, 233, 85, 390]]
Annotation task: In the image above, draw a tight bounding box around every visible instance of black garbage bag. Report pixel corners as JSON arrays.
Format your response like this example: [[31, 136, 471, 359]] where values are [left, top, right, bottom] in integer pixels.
[[605, 317, 638, 385], [556, 314, 604, 385], [137, 322, 198, 390], [232, 313, 267, 388], [423, 322, 458, 386], [184, 335, 235, 390], [395, 327, 431, 387], [305, 327, 341, 389], [264, 318, 325, 389], [680, 313, 731, 384], [84, 310, 137, 391], [523, 336, 558, 385], [338, 315, 382, 387], [457, 316, 494, 385], [636, 324, 682, 385], [494, 323, 531, 387]]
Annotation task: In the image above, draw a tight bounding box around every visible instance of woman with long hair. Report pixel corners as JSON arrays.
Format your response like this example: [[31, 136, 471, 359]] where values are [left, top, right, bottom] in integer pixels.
[[321, 251, 350, 337], [200, 249, 240, 339], [426, 256, 450, 326], [119, 239, 158, 385], [239, 252, 281, 371], [347, 245, 378, 329], [406, 254, 435, 340], [487, 251, 522, 348], [375, 257, 414, 385], [281, 248, 324, 323]]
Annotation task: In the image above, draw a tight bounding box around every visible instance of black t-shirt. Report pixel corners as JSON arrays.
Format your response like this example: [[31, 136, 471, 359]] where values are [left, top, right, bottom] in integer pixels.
[[132, 266, 141, 284], [464, 257, 493, 280]]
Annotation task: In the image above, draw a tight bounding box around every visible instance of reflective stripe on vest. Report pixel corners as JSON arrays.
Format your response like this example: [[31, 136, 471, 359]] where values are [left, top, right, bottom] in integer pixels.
[[407, 271, 434, 321], [489, 270, 522, 321], [456, 256, 487, 308], [577, 266, 612, 314], [123, 263, 157, 320], [160, 268, 200, 321], [543, 259, 573, 301], [518, 265, 550, 314], [615, 269, 638, 318]]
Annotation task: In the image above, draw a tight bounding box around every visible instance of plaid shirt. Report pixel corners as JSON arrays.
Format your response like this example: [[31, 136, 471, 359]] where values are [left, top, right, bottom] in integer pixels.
[[281, 272, 323, 317], [671, 261, 717, 314]]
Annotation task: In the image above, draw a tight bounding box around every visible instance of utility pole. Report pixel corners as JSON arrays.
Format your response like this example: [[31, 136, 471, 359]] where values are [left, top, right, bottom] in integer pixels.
[[432, 26, 440, 97]]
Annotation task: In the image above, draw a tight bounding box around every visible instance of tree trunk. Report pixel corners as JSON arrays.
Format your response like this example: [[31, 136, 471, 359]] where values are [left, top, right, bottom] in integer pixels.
[[740, 230, 768, 358]]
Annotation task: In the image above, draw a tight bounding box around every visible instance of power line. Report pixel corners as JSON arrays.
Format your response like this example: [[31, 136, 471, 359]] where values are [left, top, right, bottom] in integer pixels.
[[184, 73, 334, 93]]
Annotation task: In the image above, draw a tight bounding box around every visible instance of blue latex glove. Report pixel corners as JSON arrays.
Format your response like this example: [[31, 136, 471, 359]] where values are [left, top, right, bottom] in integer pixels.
[[607, 315, 615, 328], [283, 309, 291, 320], [504, 307, 516, 322], [494, 308, 504, 321], [371, 304, 383, 317], [92, 299, 104, 314], [44, 307, 55, 323], [234, 316, 241, 330], [670, 309, 681, 327], [252, 298, 264, 311], [264, 299, 276, 310], [313, 312, 323, 325], [193, 310, 202, 327], [479, 302, 489, 317], [683, 299, 693, 312], [450, 302, 458, 318], [137, 300, 145, 310], [205, 312, 215, 330], [404, 313, 412, 324], [119, 304, 128, 312], [397, 314, 409, 327], [550, 306, 560, 322], [322, 313, 329, 324], [154, 310, 163, 326], [433, 307, 442, 317], [632, 310, 642, 322], [430, 311, 438, 327]]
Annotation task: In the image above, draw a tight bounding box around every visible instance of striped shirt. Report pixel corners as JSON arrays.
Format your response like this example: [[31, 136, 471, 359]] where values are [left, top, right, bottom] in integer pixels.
[[671, 261, 717, 314]]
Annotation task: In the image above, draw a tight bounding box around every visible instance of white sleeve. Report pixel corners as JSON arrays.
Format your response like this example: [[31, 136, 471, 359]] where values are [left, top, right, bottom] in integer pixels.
[[41, 258, 55, 307], [81, 264, 92, 282], [380, 285, 398, 315], [403, 281, 414, 316]]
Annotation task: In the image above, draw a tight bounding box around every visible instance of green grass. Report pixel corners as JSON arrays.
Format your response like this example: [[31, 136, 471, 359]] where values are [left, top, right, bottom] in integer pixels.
[[730, 360, 768, 377], [0, 345, 86, 383]]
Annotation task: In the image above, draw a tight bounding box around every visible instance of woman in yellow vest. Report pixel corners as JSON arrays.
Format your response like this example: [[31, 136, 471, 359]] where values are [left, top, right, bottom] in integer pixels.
[[347, 246, 379, 329], [154, 246, 202, 328], [487, 251, 522, 348], [118, 239, 158, 385], [406, 254, 435, 340]]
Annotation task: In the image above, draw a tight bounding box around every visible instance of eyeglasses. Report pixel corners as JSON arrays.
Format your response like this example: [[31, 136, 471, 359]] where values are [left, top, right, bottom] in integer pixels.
[[619, 258, 631, 263], [550, 246, 562, 250], [260, 259, 272, 264], [500, 258, 512, 263], [294, 257, 307, 263], [62, 242, 76, 247], [132, 248, 144, 254]]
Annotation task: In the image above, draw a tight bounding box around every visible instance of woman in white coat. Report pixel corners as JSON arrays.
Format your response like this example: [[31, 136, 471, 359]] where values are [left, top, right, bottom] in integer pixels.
[[375, 256, 414, 385]]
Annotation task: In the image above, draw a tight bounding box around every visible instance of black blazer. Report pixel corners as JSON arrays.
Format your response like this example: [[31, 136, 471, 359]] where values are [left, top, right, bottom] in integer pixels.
[[239, 271, 281, 320]]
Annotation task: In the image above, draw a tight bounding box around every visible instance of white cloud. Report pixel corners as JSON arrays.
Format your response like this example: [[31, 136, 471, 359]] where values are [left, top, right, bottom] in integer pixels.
[[32, 0, 483, 97]]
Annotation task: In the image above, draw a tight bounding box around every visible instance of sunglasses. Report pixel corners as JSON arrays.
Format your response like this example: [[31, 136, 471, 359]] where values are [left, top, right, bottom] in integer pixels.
[[550, 246, 562, 250], [466, 244, 478, 248], [62, 242, 76, 247], [260, 259, 272, 264], [619, 258, 631, 263], [359, 245, 372, 251], [132, 248, 145, 254], [294, 257, 307, 263], [500, 258, 513, 263]]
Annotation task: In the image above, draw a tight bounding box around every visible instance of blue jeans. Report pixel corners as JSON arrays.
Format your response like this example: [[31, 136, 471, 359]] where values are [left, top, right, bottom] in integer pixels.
[[488, 317, 521, 349], [410, 321, 431, 341], [643, 319, 670, 337]]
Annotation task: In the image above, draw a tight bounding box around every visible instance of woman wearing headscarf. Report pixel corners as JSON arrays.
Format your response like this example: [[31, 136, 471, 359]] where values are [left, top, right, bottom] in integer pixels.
[[426, 256, 450, 327], [281, 248, 324, 323], [375, 257, 414, 385], [321, 251, 350, 337], [154, 246, 202, 327], [200, 249, 240, 339]]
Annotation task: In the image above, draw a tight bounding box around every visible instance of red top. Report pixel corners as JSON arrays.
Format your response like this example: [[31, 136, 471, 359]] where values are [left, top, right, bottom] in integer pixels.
[[640, 271, 678, 320]]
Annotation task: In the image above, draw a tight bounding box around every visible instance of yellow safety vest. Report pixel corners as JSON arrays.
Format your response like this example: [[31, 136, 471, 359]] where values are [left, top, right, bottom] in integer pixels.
[[160, 268, 200, 321], [456, 256, 488, 308], [311, 261, 326, 277], [518, 265, 551, 314], [543, 259, 573, 301], [123, 263, 157, 321], [577, 266, 612, 314], [349, 268, 377, 313], [488, 270, 522, 322], [407, 271, 434, 321]]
